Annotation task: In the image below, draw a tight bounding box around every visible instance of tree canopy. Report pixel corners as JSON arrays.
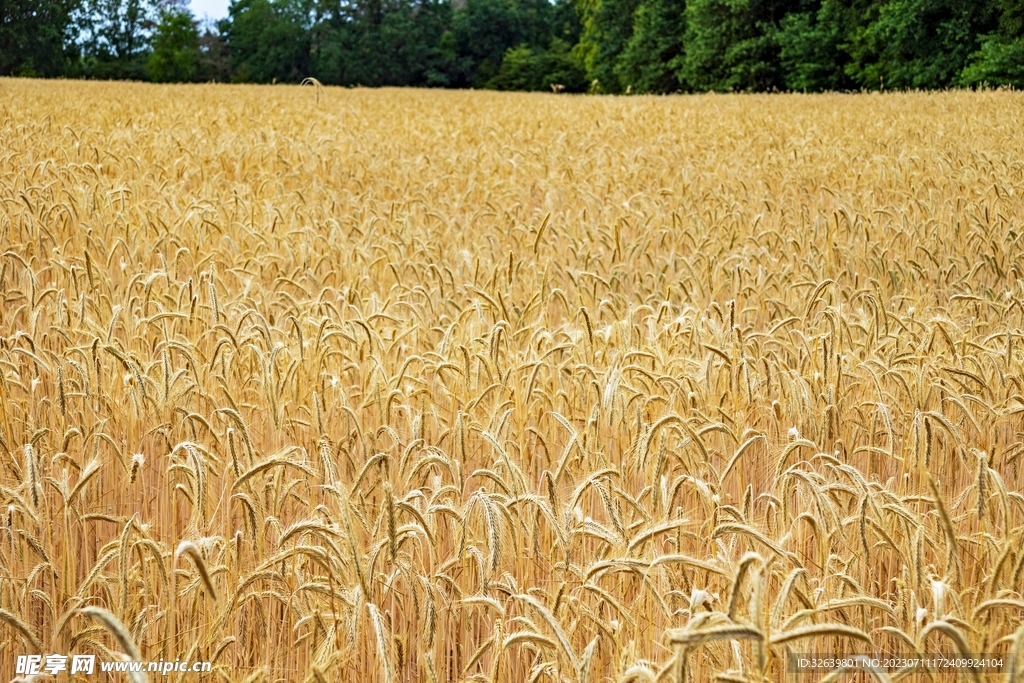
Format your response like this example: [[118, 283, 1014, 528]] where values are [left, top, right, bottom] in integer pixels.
[[2, 0, 1022, 90]]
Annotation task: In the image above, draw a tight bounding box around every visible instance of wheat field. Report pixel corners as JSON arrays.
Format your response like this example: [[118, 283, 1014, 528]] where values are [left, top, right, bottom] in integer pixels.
[[2, 79, 1024, 682]]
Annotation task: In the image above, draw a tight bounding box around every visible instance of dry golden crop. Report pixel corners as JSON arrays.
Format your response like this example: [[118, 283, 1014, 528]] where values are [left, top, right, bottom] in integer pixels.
[[2, 79, 1024, 683]]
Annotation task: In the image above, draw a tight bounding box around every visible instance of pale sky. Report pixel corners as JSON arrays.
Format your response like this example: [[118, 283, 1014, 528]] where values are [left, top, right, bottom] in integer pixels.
[[190, 0, 231, 21]]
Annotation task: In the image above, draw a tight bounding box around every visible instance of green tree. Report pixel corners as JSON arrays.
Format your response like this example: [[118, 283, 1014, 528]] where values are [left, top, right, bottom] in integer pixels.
[[147, 6, 200, 81], [539, 37, 589, 90], [845, 0, 996, 89], [575, 0, 642, 91], [613, 0, 686, 93], [961, 0, 1024, 86], [775, 0, 865, 91], [224, 0, 311, 82], [197, 20, 231, 81], [489, 38, 587, 90], [449, 0, 555, 87], [490, 42, 538, 88], [311, 0, 452, 86], [680, 0, 800, 92], [80, 0, 157, 79], [1, 0, 80, 76]]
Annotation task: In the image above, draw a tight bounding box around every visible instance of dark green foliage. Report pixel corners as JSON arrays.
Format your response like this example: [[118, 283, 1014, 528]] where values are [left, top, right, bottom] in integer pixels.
[[962, 35, 1024, 86], [452, 0, 528, 85], [197, 22, 232, 81], [961, 0, 1024, 86], [551, 0, 583, 45], [8, 0, 1022, 92], [487, 0, 587, 91], [613, 0, 686, 92], [310, 0, 452, 86], [450, 0, 557, 86], [78, 0, 157, 79], [576, 0, 643, 91], [147, 7, 200, 82], [775, 0, 859, 91], [845, 0, 996, 89], [490, 38, 588, 90], [0, 0, 79, 76], [679, 0, 799, 92], [224, 0, 311, 83], [491, 43, 538, 89]]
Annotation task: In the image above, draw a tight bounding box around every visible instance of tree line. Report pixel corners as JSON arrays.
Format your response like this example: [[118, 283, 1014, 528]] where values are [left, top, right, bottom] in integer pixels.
[[2, 0, 1022, 92]]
